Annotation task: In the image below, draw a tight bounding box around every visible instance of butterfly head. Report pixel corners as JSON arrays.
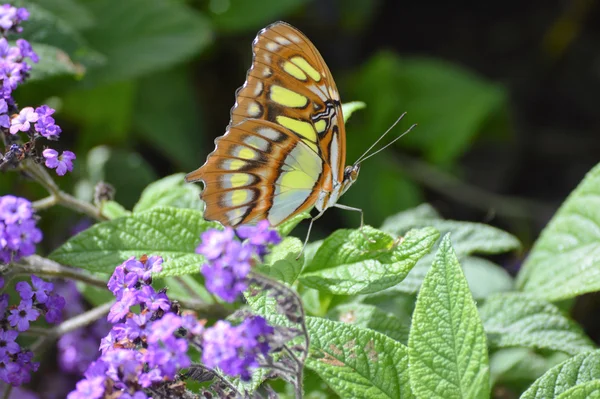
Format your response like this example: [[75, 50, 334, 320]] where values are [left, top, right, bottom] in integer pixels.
[[341, 164, 361, 194]]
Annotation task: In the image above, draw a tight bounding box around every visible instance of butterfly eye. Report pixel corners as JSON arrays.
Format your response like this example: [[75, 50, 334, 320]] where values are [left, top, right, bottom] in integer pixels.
[[344, 165, 360, 183]]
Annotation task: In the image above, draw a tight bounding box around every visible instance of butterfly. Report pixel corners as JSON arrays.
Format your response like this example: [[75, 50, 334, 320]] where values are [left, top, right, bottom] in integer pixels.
[[186, 21, 412, 242]]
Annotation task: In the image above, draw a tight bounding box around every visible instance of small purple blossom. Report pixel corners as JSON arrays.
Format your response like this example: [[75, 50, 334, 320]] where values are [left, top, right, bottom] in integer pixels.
[[202, 316, 274, 381], [236, 220, 282, 258], [137, 285, 170, 312], [42, 149, 76, 176], [0, 98, 8, 128], [0, 329, 20, 355], [44, 293, 66, 323], [196, 227, 235, 260], [147, 313, 181, 344], [9, 106, 37, 134], [66, 376, 105, 399], [16, 39, 37, 63], [107, 290, 137, 323], [8, 299, 39, 331]]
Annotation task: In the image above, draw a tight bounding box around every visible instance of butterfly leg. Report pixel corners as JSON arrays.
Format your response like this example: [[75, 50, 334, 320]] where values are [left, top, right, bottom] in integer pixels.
[[297, 210, 326, 260], [333, 203, 375, 243]]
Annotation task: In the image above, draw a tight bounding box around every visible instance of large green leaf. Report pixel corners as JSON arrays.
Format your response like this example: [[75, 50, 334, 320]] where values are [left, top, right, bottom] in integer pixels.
[[382, 217, 520, 295], [133, 173, 203, 213], [256, 237, 304, 285], [348, 52, 508, 165], [300, 226, 439, 295], [517, 163, 600, 300], [556, 381, 600, 399], [480, 294, 594, 355], [27, 43, 80, 81], [306, 317, 414, 398], [82, 0, 212, 84], [49, 207, 218, 276], [328, 303, 410, 343], [408, 235, 489, 399], [521, 350, 600, 399]]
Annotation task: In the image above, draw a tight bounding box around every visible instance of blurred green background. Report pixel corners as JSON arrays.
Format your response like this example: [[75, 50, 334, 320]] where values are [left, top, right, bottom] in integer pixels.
[[4, 0, 599, 251]]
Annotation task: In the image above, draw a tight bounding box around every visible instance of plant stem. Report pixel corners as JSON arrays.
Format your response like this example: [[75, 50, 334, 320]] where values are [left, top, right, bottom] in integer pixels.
[[12, 255, 107, 289], [23, 159, 105, 221], [30, 300, 114, 353]]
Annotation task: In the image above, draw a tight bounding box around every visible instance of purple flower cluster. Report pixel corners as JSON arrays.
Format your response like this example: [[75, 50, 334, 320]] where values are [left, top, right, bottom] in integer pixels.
[[69, 255, 201, 399], [197, 220, 281, 302], [202, 316, 274, 381], [0, 275, 65, 386], [0, 4, 73, 176], [0, 195, 42, 264], [69, 250, 278, 397]]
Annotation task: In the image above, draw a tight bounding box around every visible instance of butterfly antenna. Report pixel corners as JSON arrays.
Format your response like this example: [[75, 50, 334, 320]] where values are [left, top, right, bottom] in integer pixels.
[[355, 122, 417, 164], [354, 112, 414, 165]]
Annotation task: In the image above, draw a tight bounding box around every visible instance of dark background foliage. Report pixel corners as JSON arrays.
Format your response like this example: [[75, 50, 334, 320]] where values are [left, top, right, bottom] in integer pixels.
[[3, 0, 600, 395]]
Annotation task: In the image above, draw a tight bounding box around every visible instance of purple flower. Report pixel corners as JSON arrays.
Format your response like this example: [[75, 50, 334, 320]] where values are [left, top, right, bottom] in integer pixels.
[[196, 227, 235, 260], [137, 285, 170, 312], [58, 330, 100, 374], [15, 281, 32, 300], [42, 149, 76, 176], [107, 291, 137, 323], [127, 255, 162, 281], [0, 98, 9, 128], [236, 220, 281, 258], [8, 299, 39, 331], [147, 313, 181, 344], [9, 106, 37, 134], [66, 376, 105, 399], [16, 39, 37, 63], [29, 275, 53, 304], [201, 240, 253, 302], [45, 293, 66, 323], [0, 330, 20, 355], [202, 316, 274, 381], [0, 195, 32, 224], [182, 313, 204, 336], [34, 116, 61, 140], [0, 353, 19, 384]]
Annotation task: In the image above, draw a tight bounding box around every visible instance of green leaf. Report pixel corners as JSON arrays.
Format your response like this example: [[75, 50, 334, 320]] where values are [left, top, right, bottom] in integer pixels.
[[380, 204, 442, 233], [328, 303, 410, 344], [521, 350, 600, 399], [384, 218, 520, 295], [49, 207, 219, 275], [133, 174, 203, 213], [82, 0, 212, 84], [341, 101, 366, 123], [27, 43, 80, 81], [382, 218, 521, 255], [348, 52, 508, 165], [479, 293, 594, 356], [300, 226, 439, 295], [462, 256, 513, 300], [408, 235, 490, 399], [211, 0, 308, 32], [132, 66, 206, 170], [100, 200, 130, 219], [256, 237, 304, 285], [556, 381, 600, 399], [27, 0, 95, 30], [490, 348, 568, 388], [305, 317, 414, 399], [517, 163, 600, 301]]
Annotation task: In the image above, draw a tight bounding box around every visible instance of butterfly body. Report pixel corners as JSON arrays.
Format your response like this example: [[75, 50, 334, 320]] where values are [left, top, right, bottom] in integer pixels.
[[186, 21, 360, 228]]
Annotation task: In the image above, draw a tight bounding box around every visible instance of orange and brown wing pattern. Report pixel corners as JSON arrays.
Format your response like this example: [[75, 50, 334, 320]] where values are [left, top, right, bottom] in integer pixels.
[[189, 119, 330, 226], [186, 22, 345, 227], [228, 21, 347, 183]]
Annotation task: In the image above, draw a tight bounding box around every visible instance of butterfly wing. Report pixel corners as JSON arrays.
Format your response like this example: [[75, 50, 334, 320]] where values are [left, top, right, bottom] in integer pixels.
[[186, 22, 345, 226]]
